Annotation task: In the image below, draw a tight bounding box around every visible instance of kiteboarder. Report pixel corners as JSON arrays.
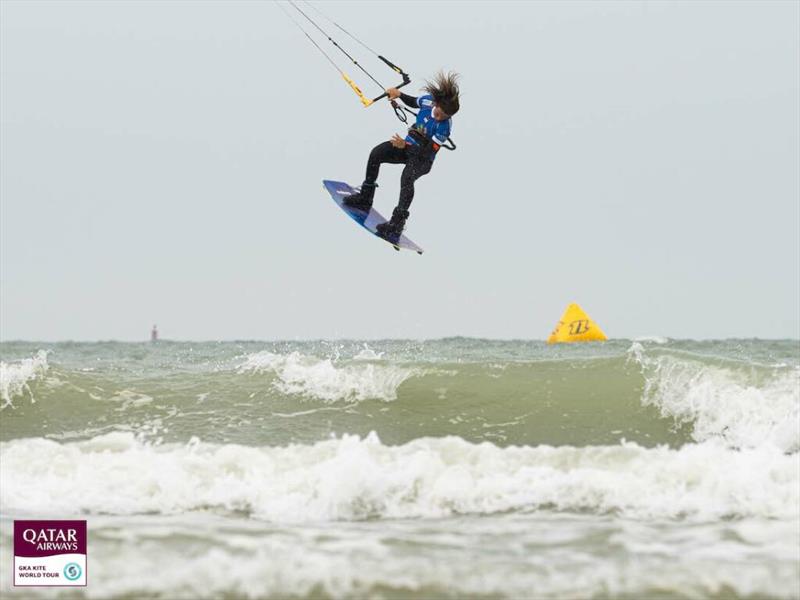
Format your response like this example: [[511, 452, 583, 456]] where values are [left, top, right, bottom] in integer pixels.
[[343, 71, 460, 238]]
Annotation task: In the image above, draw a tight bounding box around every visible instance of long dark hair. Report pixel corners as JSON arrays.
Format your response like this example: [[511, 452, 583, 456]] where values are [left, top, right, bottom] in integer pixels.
[[423, 71, 460, 116]]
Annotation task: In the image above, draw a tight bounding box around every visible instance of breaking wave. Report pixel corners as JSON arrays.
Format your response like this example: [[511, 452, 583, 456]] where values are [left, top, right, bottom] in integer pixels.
[[0, 350, 49, 409], [629, 342, 800, 452], [2, 431, 797, 522], [237, 350, 421, 402]]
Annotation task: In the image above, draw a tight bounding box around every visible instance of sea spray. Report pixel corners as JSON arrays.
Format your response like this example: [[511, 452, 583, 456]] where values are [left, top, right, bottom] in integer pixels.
[[237, 350, 420, 402], [0, 350, 49, 409], [629, 342, 800, 452], [2, 431, 797, 521]]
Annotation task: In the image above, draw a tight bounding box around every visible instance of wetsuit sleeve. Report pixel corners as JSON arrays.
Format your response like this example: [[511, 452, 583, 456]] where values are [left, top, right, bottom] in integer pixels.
[[399, 93, 419, 108]]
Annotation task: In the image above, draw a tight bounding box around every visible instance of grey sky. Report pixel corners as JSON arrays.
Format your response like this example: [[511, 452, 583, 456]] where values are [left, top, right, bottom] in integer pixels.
[[1, 0, 798, 341]]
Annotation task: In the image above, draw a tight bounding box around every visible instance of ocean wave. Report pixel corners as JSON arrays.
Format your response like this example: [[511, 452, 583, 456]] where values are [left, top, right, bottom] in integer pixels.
[[3, 342, 799, 453], [352, 344, 384, 360], [0, 350, 49, 409], [629, 342, 800, 452], [237, 351, 419, 402], [633, 335, 670, 344], [3, 514, 795, 600], [2, 432, 797, 522]]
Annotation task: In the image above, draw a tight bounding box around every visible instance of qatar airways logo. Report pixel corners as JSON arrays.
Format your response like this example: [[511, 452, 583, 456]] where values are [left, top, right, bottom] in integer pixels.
[[14, 520, 87, 587], [21, 528, 80, 552]]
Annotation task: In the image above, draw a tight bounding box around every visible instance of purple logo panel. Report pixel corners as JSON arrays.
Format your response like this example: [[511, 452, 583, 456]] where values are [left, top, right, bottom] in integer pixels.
[[14, 521, 87, 558]]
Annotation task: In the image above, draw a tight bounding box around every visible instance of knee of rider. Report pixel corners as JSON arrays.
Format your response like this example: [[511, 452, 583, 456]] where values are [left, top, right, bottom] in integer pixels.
[[369, 145, 384, 159], [401, 175, 418, 188]]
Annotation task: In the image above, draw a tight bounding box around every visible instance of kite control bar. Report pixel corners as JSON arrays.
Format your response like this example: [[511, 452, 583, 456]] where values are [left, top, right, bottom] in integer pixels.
[[280, 0, 456, 149], [368, 56, 411, 104], [282, 1, 411, 114]]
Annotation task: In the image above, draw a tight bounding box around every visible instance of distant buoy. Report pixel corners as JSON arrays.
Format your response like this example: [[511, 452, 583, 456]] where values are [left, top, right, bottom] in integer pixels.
[[547, 303, 607, 344]]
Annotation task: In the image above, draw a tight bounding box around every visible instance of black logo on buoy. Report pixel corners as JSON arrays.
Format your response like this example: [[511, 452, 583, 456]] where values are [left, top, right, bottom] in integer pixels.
[[569, 320, 591, 335]]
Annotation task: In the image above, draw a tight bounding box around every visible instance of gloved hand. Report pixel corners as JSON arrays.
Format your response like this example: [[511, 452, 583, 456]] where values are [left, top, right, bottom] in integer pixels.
[[390, 133, 406, 149]]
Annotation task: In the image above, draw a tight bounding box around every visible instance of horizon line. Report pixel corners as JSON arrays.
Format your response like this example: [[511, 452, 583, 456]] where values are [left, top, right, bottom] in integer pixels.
[[2, 336, 799, 344]]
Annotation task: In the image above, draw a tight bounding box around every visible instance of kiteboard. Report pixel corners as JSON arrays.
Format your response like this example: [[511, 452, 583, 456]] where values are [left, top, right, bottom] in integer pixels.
[[323, 180, 424, 254]]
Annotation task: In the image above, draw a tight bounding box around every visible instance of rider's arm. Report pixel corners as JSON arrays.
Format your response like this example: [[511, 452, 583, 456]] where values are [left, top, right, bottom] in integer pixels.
[[386, 87, 419, 108], [398, 93, 419, 108]]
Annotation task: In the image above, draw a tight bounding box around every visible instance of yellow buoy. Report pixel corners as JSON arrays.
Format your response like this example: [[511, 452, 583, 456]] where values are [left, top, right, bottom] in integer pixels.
[[547, 303, 607, 344]]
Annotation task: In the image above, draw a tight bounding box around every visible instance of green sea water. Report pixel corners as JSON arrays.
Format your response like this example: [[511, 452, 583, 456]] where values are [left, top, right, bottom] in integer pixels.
[[1, 338, 798, 599]]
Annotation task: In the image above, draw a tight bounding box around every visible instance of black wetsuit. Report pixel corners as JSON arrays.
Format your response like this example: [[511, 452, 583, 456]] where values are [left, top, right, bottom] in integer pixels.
[[363, 93, 444, 212], [364, 142, 432, 212]]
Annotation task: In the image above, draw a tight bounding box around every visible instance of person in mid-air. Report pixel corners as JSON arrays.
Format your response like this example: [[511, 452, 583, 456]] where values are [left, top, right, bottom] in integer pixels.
[[343, 71, 460, 239]]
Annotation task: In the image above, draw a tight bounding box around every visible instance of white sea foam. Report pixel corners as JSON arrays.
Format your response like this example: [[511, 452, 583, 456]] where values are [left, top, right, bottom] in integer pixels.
[[110, 390, 155, 410], [0, 350, 49, 409], [629, 342, 800, 453], [2, 513, 796, 600], [352, 344, 384, 360], [237, 351, 417, 402], [1, 432, 797, 522], [633, 335, 670, 344]]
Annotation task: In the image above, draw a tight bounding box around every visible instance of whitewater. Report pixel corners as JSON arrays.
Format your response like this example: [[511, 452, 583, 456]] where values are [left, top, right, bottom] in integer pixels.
[[1, 338, 798, 599]]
